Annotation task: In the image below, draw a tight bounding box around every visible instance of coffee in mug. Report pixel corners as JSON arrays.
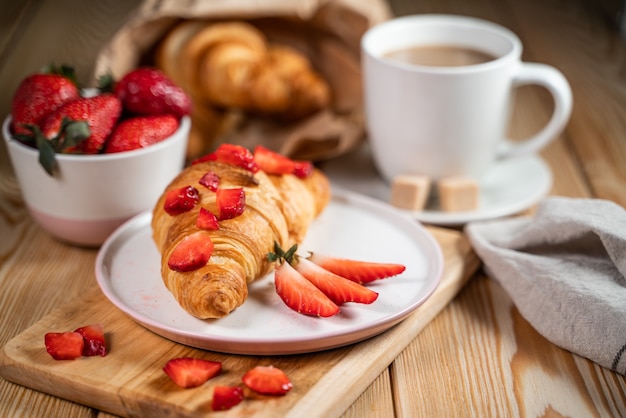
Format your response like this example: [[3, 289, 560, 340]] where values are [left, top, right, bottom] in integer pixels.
[[361, 15, 572, 183], [383, 45, 496, 67]]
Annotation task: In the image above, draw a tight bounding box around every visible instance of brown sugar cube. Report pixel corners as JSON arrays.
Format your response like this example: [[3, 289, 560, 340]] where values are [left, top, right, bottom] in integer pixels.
[[437, 177, 479, 212], [390, 175, 432, 211]]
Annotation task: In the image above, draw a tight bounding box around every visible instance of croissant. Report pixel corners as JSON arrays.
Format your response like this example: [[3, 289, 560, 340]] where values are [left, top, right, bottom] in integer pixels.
[[164, 21, 330, 119], [151, 154, 330, 319]]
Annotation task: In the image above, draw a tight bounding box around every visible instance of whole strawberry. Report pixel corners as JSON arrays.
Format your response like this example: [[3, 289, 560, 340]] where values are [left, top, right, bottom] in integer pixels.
[[10, 65, 80, 136], [104, 114, 179, 153], [41, 93, 122, 154], [113, 67, 191, 118]]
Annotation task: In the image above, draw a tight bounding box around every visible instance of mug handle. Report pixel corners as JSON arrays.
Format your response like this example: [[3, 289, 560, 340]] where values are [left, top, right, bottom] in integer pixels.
[[497, 63, 573, 158]]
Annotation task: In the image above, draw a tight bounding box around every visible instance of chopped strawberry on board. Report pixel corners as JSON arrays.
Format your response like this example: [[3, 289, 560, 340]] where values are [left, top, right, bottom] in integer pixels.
[[308, 253, 406, 284], [294, 258, 378, 305], [74, 323, 107, 357], [163, 185, 200, 216], [113, 67, 191, 118], [10, 64, 80, 136], [216, 187, 246, 220], [253, 145, 313, 178], [40, 93, 122, 154], [192, 144, 259, 173], [104, 114, 179, 153], [242, 365, 293, 396], [274, 260, 339, 317], [212, 385, 245, 411], [44, 331, 84, 360], [167, 231, 214, 272], [163, 357, 222, 388], [196, 207, 219, 230]]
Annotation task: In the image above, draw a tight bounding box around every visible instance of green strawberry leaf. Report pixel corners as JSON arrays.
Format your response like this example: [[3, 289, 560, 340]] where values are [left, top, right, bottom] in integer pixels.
[[35, 134, 59, 176], [59, 119, 90, 151]]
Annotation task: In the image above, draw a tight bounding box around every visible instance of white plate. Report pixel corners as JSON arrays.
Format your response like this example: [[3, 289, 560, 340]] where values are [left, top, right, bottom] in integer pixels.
[[322, 146, 552, 226], [95, 190, 443, 355]]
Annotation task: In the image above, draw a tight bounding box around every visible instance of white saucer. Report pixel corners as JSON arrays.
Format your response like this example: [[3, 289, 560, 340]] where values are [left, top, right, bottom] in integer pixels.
[[321, 145, 552, 226]]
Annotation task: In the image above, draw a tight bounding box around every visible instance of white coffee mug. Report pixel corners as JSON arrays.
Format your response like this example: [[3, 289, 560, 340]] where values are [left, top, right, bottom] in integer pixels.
[[362, 14, 572, 182]]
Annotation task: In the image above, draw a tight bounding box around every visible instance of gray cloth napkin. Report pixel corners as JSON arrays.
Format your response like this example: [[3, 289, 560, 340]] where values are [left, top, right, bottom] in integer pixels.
[[465, 197, 626, 375]]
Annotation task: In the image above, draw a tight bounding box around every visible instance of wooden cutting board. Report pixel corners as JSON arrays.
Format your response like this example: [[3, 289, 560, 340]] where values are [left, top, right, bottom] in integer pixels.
[[0, 226, 479, 418]]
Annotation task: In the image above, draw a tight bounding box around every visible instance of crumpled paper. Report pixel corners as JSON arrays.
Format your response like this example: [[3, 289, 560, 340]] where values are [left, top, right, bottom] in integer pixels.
[[92, 0, 392, 161], [465, 197, 626, 375]]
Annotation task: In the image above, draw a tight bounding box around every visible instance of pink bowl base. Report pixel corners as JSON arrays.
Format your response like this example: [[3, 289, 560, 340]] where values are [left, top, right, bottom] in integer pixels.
[[28, 206, 134, 247]]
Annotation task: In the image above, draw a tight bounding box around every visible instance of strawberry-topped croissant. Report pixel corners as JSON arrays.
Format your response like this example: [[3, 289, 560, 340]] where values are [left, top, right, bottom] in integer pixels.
[[151, 144, 330, 319]]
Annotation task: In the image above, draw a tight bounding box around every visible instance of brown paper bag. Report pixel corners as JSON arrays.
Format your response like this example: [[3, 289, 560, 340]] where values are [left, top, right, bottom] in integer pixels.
[[92, 0, 391, 161]]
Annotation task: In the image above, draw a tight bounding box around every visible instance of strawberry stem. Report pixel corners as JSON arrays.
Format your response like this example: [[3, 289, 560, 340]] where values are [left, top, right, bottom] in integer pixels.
[[267, 242, 299, 265]]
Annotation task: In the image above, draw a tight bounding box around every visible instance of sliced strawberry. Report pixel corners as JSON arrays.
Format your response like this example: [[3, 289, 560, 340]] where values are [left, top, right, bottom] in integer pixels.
[[212, 385, 244, 411], [308, 253, 406, 284], [253, 145, 294, 175], [253, 145, 313, 178], [216, 187, 245, 220], [44, 331, 84, 360], [74, 323, 106, 357], [198, 171, 220, 191], [163, 357, 222, 388], [196, 207, 219, 230], [163, 185, 199, 216], [294, 258, 378, 305], [168, 231, 214, 272], [193, 144, 259, 173], [242, 366, 293, 396], [274, 261, 339, 317]]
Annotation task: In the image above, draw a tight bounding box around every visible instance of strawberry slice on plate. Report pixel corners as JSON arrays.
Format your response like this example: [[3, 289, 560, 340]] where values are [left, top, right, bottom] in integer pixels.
[[163, 357, 222, 388], [294, 258, 378, 305], [274, 261, 339, 317], [44, 331, 84, 360], [307, 253, 406, 284], [74, 323, 106, 357], [212, 385, 244, 411], [242, 365, 292, 396]]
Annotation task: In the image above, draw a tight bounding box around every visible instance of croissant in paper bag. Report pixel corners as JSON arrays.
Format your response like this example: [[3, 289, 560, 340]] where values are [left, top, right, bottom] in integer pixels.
[[151, 144, 330, 318]]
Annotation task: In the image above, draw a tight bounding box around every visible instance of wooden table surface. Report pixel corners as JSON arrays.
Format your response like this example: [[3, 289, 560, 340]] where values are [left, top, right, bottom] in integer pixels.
[[1, 0, 625, 417]]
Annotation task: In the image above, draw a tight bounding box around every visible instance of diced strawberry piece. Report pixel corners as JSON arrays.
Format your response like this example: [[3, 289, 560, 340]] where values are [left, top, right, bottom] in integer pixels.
[[292, 160, 313, 178], [168, 231, 214, 272], [308, 253, 406, 284], [198, 171, 220, 191], [163, 185, 199, 216], [196, 207, 219, 230], [194, 144, 259, 172], [216, 188, 245, 220], [44, 331, 84, 360], [212, 385, 244, 411], [163, 357, 222, 388], [294, 258, 378, 305], [242, 365, 293, 396], [74, 323, 107, 357], [274, 262, 339, 317], [253, 145, 295, 175]]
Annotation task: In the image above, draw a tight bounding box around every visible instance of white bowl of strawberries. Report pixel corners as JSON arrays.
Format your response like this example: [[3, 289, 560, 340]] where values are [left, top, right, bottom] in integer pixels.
[[3, 65, 191, 246]]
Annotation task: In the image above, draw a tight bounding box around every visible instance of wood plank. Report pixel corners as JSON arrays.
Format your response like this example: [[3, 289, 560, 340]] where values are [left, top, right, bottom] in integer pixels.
[[0, 227, 478, 418]]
